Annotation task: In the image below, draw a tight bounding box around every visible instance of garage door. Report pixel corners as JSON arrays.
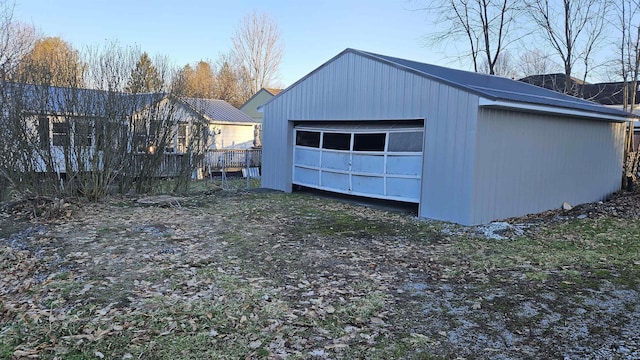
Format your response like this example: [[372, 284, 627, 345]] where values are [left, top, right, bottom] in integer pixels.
[[293, 124, 423, 203]]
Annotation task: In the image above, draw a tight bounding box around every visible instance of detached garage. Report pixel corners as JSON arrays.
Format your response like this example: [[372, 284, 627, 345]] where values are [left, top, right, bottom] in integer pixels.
[[261, 49, 634, 225]]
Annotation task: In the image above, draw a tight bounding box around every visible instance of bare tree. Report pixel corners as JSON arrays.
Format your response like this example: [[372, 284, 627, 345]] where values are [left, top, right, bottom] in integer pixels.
[[83, 40, 139, 92], [1, 40, 207, 200], [611, 0, 640, 188], [517, 48, 562, 77], [478, 51, 519, 78], [0, 0, 38, 81], [0, 1, 40, 199], [525, 0, 611, 94], [231, 11, 283, 96], [417, 0, 522, 74]]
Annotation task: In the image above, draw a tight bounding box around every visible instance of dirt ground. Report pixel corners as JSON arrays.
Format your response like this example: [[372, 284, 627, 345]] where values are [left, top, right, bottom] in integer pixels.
[[1, 187, 640, 359]]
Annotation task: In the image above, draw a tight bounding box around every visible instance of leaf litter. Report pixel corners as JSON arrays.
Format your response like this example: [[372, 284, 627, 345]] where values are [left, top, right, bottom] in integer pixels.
[[1, 189, 639, 359]]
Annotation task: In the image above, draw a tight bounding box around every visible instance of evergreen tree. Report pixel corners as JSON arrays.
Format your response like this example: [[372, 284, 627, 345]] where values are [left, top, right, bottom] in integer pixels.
[[215, 61, 240, 106], [126, 52, 162, 93]]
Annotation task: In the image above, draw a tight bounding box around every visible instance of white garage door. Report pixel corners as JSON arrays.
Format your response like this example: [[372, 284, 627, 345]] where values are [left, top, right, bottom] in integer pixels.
[[293, 124, 423, 203]]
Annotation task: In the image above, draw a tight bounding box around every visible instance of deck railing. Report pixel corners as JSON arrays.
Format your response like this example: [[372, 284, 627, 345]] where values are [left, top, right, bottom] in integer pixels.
[[131, 149, 262, 177], [205, 149, 262, 171]]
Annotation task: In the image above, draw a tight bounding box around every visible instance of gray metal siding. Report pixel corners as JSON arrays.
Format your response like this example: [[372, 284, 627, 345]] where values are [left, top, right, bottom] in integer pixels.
[[264, 52, 431, 121], [420, 88, 479, 224], [471, 108, 625, 224], [261, 110, 293, 191], [262, 52, 479, 225]]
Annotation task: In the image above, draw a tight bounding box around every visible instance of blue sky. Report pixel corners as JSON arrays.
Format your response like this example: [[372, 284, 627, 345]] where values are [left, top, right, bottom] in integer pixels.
[[12, 0, 463, 87]]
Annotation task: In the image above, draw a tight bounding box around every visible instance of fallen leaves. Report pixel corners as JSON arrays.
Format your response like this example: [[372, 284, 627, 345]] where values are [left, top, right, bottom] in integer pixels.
[[1, 190, 640, 359]]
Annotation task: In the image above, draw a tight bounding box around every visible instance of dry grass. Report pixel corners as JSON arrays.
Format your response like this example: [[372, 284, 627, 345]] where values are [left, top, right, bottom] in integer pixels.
[[1, 184, 639, 359]]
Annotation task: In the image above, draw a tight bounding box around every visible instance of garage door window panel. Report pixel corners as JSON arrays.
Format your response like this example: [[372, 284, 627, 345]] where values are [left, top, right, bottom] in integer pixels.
[[294, 167, 319, 186], [387, 177, 421, 198], [353, 133, 386, 152], [388, 131, 423, 152], [322, 133, 351, 150], [387, 155, 422, 175], [321, 171, 350, 191], [296, 131, 321, 148]]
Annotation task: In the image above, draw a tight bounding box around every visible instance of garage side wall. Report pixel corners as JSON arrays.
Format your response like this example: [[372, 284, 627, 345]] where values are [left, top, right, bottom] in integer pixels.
[[471, 108, 625, 224]]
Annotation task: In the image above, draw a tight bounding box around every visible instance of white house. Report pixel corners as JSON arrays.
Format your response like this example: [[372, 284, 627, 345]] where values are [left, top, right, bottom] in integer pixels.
[[179, 97, 258, 150], [261, 49, 635, 225], [2, 83, 258, 175]]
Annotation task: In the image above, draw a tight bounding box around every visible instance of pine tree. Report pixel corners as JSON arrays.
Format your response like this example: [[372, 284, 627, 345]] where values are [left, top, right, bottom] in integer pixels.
[[126, 52, 162, 93]]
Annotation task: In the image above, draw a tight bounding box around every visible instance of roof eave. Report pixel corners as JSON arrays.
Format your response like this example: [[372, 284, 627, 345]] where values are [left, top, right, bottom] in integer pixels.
[[479, 98, 636, 123], [209, 120, 256, 126]]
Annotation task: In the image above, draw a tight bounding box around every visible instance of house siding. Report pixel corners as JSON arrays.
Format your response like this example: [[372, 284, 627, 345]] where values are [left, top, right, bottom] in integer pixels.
[[240, 90, 274, 122], [214, 124, 255, 149], [471, 108, 625, 224]]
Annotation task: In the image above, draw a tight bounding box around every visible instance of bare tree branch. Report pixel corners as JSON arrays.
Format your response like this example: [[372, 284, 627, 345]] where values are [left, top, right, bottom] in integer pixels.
[[0, 0, 38, 81], [231, 11, 283, 96], [416, 0, 522, 75], [525, 0, 611, 94]]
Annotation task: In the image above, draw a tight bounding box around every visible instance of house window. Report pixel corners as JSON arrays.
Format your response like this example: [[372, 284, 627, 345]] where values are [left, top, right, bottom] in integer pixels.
[[38, 116, 49, 149], [52, 119, 69, 146], [388, 131, 423, 152], [353, 133, 386, 151], [132, 119, 148, 153], [322, 132, 350, 150], [177, 123, 187, 152], [74, 119, 92, 146], [296, 131, 320, 148]]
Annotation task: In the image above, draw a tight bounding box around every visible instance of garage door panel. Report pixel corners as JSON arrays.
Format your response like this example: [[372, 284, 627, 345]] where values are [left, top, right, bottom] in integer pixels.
[[351, 154, 384, 173], [387, 177, 421, 200], [294, 148, 320, 167], [387, 155, 422, 175], [352, 175, 384, 195], [294, 167, 319, 186], [322, 151, 350, 171], [321, 171, 350, 191]]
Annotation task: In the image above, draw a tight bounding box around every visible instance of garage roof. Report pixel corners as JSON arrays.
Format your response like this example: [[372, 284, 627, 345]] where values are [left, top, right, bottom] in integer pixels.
[[359, 49, 634, 121], [268, 49, 634, 122]]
